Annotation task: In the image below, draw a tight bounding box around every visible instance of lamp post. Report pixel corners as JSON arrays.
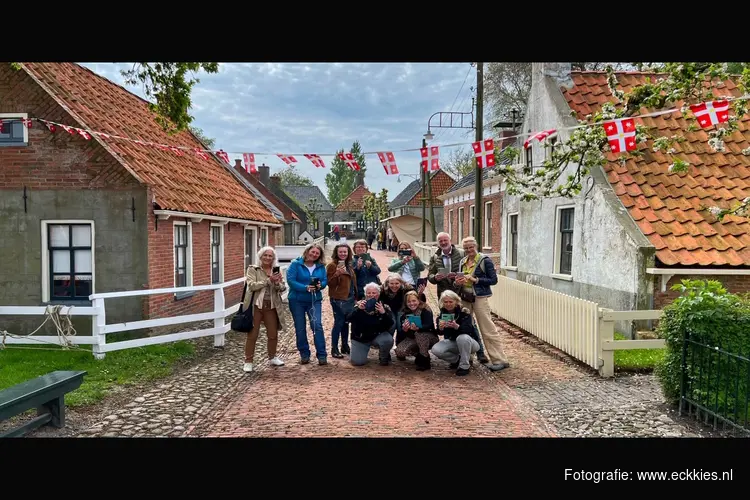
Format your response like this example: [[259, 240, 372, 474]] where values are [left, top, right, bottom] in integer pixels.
[[422, 103, 475, 242]]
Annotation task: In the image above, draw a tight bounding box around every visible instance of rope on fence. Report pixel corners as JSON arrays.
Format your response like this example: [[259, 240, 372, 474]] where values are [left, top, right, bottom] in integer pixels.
[[0, 305, 80, 351]]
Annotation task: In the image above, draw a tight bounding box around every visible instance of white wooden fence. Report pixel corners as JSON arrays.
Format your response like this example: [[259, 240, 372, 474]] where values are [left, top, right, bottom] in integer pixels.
[[1, 266, 289, 359], [413, 240, 666, 377]]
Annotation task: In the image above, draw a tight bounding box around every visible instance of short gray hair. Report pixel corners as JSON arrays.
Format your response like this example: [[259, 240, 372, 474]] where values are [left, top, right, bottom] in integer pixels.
[[364, 282, 381, 295], [256, 246, 278, 266], [438, 289, 462, 308]]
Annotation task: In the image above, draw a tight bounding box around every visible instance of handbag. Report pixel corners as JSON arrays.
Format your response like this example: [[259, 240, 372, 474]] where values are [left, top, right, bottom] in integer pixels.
[[231, 283, 255, 332]]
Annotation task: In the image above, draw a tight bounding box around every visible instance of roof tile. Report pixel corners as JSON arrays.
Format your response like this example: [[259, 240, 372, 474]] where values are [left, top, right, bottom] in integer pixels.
[[21, 63, 278, 223], [562, 71, 750, 266]]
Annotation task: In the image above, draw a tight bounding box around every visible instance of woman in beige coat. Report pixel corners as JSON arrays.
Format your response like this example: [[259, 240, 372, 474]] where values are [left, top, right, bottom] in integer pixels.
[[242, 246, 289, 373]]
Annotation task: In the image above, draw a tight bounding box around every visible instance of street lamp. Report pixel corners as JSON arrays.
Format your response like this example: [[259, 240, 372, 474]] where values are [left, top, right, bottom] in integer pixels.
[[424, 129, 434, 141], [397, 173, 420, 183]]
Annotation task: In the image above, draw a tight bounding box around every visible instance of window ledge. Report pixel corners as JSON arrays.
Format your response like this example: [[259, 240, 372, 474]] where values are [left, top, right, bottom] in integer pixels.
[[42, 299, 93, 307], [174, 291, 197, 301], [501, 266, 518, 272], [551, 273, 573, 282], [0, 142, 28, 147]]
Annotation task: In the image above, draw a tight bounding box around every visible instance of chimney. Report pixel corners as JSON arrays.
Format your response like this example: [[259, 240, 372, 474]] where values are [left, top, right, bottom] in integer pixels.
[[533, 62, 572, 88], [269, 174, 281, 188], [234, 159, 243, 170], [258, 163, 270, 185]]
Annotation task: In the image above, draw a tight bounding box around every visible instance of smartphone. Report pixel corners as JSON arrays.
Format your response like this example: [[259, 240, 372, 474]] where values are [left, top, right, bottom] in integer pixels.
[[272, 266, 280, 274], [365, 298, 377, 311]]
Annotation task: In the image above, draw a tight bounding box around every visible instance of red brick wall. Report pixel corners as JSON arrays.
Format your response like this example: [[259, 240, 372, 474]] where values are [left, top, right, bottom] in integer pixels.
[[653, 273, 750, 308], [407, 170, 455, 208], [144, 196, 247, 321], [0, 65, 138, 190], [443, 192, 503, 252]]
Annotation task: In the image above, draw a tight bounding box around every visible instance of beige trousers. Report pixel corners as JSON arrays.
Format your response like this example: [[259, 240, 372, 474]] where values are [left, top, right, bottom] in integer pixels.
[[465, 296, 509, 365]]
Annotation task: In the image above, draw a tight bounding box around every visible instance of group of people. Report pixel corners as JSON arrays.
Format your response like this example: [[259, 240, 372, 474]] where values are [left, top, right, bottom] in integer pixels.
[[239, 232, 510, 377]]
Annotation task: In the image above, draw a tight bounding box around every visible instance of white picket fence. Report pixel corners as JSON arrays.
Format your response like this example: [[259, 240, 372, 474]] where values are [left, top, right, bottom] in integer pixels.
[[1, 266, 289, 359], [414, 240, 665, 377]]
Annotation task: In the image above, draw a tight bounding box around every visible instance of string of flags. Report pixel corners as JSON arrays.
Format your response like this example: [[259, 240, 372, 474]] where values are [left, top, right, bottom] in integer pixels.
[[1, 93, 747, 178]]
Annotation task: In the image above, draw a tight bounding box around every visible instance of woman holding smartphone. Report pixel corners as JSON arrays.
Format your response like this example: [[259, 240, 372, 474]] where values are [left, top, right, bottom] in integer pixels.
[[326, 243, 357, 358], [242, 246, 288, 373]]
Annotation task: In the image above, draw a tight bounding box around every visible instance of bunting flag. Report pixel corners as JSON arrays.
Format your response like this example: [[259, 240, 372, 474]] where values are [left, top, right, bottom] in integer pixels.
[[243, 153, 257, 173], [304, 154, 326, 168], [338, 152, 361, 170], [690, 100, 730, 128], [602, 118, 637, 154], [420, 145, 440, 172], [194, 148, 210, 160], [277, 154, 297, 165], [377, 151, 399, 175], [472, 138, 496, 168], [523, 129, 556, 149], [215, 149, 230, 163]]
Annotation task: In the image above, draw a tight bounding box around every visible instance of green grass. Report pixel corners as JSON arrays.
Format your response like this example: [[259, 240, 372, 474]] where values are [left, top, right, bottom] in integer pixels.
[[0, 341, 197, 407], [613, 332, 666, 372]]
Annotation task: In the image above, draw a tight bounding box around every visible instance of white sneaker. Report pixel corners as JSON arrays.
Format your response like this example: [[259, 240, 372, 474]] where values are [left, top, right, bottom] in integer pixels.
[[269, 357, 285, 366], [243, 362, 253, 372]]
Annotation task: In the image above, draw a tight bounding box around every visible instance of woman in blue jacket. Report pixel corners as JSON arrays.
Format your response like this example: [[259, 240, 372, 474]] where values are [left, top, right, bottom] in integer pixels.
[[286, 242, 329, 365]]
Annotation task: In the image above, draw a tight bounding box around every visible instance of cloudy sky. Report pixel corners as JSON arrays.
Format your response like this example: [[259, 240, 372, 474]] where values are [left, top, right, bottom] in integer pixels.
[[81, 63, 485, 201]]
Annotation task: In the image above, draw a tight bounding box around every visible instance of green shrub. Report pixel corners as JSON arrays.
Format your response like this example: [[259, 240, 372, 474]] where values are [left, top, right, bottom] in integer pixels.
[[655, 279, 750, 425]]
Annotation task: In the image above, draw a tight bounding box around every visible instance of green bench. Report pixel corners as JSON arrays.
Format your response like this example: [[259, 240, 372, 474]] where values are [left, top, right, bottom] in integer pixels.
[[0, 370, 87, 438]]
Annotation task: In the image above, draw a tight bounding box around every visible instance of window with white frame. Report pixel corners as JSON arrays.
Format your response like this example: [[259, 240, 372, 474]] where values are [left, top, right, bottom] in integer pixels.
[[555, 207, 575, 275], [41, 221, 94, 302], [524, 144, 533, 173], [469, 205, 475, 236], [508, 213, 518, 267], [448, 209, 454, 240], [546, 134, 558, 159], [210, 224, 224, 284], [174, 221, 193, 294], [458, 207, 464, 239], [0, 113, 30, 147], [484, 201, 493, 248], [260, 227, 269, 247]]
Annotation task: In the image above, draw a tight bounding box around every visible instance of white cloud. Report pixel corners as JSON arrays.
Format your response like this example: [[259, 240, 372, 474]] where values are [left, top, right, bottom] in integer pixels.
[[79, 62, 477, 200]]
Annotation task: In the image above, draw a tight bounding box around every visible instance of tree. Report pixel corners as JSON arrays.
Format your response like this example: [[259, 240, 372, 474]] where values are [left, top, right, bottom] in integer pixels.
[[325, 141, 367, 207], [485, 62, 632, 124], [363, 189, 389, 225], [278, 164, 314, 187], [304, 198, 323, 236], [190, 126, 215, 148], [497, 62, 750, 219], [442, 147, 477, 179]]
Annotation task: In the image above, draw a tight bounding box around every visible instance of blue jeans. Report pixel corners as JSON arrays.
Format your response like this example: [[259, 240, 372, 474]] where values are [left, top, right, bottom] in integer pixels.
[[289, 299, 326, 360], [330, 297, 354, 350]]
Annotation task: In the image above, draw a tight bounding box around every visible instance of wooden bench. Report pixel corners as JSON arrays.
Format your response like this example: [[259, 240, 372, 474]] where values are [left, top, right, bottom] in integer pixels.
[[0, 370, 87, 438]]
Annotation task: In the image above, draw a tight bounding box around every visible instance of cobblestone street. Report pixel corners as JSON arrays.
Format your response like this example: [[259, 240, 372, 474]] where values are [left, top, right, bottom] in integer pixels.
[[29, 244, 710, 438]]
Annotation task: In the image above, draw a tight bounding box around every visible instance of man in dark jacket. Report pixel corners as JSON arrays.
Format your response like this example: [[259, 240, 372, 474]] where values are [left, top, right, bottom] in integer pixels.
[[346, 282, 395, 366], [427, 232, 489, 363]]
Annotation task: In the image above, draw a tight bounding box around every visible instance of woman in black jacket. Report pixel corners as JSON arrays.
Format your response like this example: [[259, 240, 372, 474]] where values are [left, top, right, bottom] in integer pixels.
[[430, 290, 481, 376], [394, 291, 438, 370], [346, 282, 395, 366]]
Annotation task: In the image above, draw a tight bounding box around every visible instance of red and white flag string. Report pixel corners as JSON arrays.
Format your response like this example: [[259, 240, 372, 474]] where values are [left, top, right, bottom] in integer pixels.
[[2, 93, 747, 177]]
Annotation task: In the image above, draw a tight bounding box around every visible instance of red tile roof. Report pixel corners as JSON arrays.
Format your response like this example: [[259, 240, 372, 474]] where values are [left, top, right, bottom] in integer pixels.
[[561, 71, 750, 266], [407, 170, 455, 207], [336, 184, 372, 211], [21, 63, 279, 224]]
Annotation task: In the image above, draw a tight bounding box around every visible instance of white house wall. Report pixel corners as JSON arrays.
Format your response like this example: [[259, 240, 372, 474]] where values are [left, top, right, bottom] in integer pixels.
[[501, 64, 655, 329]]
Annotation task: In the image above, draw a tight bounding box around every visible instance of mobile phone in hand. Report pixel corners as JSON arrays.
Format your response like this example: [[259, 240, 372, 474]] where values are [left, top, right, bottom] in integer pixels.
[[272, 266, 280, 274]]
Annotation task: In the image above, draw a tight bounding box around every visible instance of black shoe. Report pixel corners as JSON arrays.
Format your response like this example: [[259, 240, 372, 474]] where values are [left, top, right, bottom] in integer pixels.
[[300, 357, 310, 364], [449, 360, 472, 369], [415, 355, 431, 371], [379, 358, 391, 366], [341, 344, 350, 354], [397, 355, 406, 361], [456, 367, 470, 376], [332, 349, 344, 359], [318, 358, 328, 366], [477, 352, 490, 364]]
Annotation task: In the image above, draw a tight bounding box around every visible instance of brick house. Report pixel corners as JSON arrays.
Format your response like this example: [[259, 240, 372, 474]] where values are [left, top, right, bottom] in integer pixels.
[[332, 184, 372, 239], [0, 62, 282, 336], [389, 170, 455, 241], [438, 169, 503, 260], [232, 161, 303, 244], [282, 184, 335, 237], [500, 63, 750, 334]]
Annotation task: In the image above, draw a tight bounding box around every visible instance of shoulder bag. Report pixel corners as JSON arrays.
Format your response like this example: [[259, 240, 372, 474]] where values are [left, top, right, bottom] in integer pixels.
[[231, 282, 255, 332]]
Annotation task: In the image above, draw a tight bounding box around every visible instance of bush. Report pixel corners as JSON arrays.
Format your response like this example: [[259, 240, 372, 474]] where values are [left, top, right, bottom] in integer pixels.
[[655, 280, 750, 423]]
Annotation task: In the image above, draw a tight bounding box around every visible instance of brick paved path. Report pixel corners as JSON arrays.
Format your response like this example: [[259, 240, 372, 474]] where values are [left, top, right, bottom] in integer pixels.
[[190, 246, 555, 437]]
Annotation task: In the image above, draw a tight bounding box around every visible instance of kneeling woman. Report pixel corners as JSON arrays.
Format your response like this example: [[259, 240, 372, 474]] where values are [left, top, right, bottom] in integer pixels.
[[394, 291, 438, 370], [346, 282, 395, 366], [430, 290, 481, 376]]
